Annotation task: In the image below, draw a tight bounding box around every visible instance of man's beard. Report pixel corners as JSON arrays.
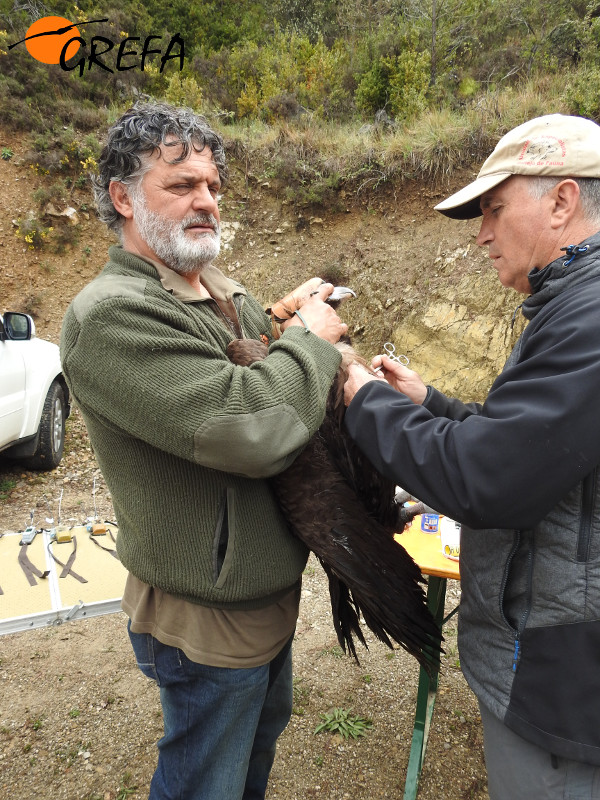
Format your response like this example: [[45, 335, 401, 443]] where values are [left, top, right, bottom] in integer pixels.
[[130, 190, 221, 276]]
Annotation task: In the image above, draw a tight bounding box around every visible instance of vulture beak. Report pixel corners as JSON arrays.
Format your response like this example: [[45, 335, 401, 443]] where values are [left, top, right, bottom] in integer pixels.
[[327, 286, 356, 303]]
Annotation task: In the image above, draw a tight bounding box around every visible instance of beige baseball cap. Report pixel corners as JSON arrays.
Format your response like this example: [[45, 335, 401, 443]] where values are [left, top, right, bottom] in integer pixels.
[[435, 114, 600, 219]]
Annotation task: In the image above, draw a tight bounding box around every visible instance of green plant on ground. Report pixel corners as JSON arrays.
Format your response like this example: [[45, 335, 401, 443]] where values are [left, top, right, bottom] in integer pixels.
[[15, 213, 53, 250], [22, 293, 44, 316], [0, 479, 17, 502], [314, 707, 373, 739], [1, 147, 13, 160], [292, 677, 310, 716], [51, 221, 80, 253], [318, 644, 345, 659], [116, 772, 138, 799], [33, 180, 68, 209]]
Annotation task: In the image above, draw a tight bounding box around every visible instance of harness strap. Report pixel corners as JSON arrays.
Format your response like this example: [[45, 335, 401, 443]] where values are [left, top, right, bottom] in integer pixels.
[[89, 533, 119, 559], [18, 544, 50, 586], [48, 536, 88, 584]]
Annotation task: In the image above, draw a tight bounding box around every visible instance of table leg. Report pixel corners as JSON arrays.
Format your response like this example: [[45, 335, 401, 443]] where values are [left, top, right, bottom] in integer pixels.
[[403, 575, 447, 800]]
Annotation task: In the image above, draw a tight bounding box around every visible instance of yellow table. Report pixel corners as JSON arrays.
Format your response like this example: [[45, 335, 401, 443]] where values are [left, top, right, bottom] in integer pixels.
[[0, 524, 127, 634], [395, 517, 460, 800]]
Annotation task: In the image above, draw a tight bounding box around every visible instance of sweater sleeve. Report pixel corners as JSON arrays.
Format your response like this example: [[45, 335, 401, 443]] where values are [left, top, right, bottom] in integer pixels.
[[61, 284, 341, 479], [345, 289, 600, 530]]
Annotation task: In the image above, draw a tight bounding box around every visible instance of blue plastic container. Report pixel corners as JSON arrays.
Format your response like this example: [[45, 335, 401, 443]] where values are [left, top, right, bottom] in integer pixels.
[[420, 513, 440, 533]]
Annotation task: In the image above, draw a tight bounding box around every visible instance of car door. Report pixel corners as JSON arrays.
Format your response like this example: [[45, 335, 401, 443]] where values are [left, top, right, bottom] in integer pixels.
[[0, 338, 27, 447]]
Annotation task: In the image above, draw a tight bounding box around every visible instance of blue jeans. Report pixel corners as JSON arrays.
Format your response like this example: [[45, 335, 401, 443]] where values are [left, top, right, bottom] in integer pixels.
[[128, 623, 294, 800]]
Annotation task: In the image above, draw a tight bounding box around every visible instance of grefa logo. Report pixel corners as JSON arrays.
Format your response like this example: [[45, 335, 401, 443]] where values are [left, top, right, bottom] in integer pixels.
[[8, 15, 184, 75]]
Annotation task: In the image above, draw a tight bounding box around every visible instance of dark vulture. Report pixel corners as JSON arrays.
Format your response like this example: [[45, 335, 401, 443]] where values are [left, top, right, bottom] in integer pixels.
[[226, 291, 442, 671]]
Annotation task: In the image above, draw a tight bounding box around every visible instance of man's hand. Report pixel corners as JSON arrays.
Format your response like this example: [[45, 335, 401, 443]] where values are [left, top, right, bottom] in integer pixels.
[[344, 355, 428, 407], [281, 283, 348, 344], [371, 354, 427, 404], [343, 363, 385, 405]]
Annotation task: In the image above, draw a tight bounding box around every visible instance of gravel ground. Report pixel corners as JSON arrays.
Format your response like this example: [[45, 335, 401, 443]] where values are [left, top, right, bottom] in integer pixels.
[[0, 413, 488, 800], [0, 564, 487, 800]]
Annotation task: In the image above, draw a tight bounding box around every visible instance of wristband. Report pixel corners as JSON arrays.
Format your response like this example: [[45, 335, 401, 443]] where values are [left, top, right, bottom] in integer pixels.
[[294, 309, 311, 333]]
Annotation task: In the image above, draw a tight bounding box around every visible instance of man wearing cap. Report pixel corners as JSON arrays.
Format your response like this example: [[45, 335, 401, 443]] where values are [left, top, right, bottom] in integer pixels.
[[343, 114, 600, 798]]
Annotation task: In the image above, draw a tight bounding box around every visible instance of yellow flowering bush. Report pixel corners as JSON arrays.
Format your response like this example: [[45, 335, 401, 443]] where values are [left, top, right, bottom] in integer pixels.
[[15, 214, 53, 250]]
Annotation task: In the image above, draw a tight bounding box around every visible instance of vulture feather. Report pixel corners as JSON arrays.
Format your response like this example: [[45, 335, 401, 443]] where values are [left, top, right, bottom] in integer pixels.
[[226, 336, 442, 671]]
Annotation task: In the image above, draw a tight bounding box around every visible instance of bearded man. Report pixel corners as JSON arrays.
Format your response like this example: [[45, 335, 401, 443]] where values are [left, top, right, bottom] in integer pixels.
[[60, 102, 347, 800]]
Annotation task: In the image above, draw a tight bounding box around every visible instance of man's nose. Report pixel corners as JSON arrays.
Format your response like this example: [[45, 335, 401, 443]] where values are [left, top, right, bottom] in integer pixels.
[[191, 184, 219, 214], [476, 219, 492, 247]]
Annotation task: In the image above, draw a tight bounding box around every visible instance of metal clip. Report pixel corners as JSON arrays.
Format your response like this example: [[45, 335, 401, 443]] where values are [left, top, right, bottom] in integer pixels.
[[373, 342, 410, 374], [383, 342, 409, 366]]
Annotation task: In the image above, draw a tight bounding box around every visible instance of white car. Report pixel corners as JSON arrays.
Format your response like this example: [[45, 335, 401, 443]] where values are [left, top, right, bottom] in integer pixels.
[[0, 312, 70, 470]]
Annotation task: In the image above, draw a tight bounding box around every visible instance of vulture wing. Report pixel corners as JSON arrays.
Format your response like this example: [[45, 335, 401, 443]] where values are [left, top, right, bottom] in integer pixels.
[[226, 338, 442, 671]]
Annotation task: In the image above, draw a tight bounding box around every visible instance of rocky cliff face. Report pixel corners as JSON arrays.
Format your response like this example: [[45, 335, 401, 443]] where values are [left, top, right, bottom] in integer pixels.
[[392, 248, 526, 401], [227, 175, 528, 404]]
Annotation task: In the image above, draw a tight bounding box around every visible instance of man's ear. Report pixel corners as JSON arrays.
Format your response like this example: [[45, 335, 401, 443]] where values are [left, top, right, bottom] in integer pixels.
[[109, 181, 134, 220], [549, 179, 580, 229]]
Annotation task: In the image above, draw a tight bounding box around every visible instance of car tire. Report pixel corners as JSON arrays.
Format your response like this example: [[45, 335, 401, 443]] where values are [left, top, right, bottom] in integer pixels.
[[24, 381, 67, 470]]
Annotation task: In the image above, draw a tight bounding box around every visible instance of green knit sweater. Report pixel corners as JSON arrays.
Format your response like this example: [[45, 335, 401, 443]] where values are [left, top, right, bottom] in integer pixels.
[[60, 246, 342, 609]]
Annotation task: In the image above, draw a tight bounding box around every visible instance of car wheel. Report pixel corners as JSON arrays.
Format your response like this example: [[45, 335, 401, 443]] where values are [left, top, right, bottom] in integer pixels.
[[24, 381, 67, 470]]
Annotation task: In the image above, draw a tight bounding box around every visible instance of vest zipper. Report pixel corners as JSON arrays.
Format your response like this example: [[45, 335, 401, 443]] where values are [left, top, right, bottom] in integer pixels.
[[499, 529, 534, 673], [211, 300, 240, 338], [499, 530, 520, 626], [512, 638, 521, 672], [577, 466, 597, 562], [233, 294, 247, 339]]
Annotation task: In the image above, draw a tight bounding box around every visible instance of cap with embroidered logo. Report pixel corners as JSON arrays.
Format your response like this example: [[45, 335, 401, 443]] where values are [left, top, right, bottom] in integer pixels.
[[435, 114, 600, 220]]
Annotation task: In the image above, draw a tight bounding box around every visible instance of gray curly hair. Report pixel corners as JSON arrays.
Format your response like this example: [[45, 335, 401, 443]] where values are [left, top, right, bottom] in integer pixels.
[[92, 102, 228, 233]]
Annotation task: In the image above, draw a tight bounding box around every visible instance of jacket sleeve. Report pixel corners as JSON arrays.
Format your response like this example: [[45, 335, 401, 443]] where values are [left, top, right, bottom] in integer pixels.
[[345, 289, 600, 530], [61, 291, 341, 479], [422, 386, 483, 420]]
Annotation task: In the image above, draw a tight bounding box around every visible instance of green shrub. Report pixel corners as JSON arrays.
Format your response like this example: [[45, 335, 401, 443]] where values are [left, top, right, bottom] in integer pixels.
[[355, 59, 390, 116], [164, 72, 204, 110], [33, 181, 68, 208], [224, 30, 353, 120], [458, 77, 479, 99], [387, 49, 431, 121], [565, 66, 600, 119], [354, 47, 430, 121], [15, 213, 52, 250]]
